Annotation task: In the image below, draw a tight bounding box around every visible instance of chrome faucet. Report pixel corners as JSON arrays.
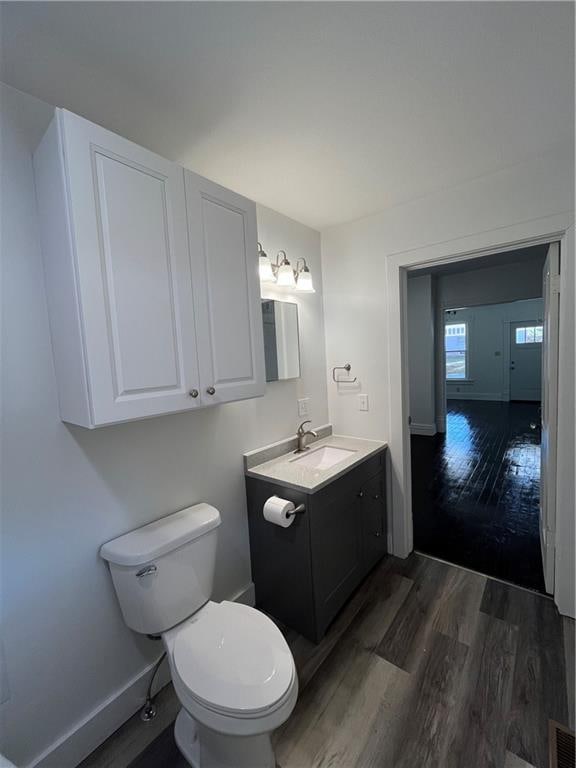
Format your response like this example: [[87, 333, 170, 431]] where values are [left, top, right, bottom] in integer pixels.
[[295, 420, 318, 453]]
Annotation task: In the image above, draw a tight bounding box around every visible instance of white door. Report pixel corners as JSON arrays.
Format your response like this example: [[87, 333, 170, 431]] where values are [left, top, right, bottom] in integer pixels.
[[185, 171, 265, 406], [509, 321, 543, 401], [60, 110, 201, 424], [540, 242, 560, 594]]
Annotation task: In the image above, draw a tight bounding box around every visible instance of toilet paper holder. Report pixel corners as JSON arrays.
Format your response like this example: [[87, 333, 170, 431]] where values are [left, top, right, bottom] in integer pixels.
[[286, 503, 306, 518]]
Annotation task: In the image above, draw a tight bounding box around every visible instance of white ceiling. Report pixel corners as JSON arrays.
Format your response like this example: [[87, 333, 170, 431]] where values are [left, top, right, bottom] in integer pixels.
[[1, 2, 573, 229]]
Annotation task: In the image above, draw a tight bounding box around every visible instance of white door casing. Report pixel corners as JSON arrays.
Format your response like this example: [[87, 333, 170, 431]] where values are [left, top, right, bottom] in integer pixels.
[[185, 171, 265, 406], [385, 215, 569, 567], [540, 242, 560, 594], [60, 110, 201, 424]]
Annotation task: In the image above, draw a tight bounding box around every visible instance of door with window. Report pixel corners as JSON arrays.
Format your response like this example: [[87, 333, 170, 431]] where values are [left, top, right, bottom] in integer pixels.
[[510, 322, 543, 401]]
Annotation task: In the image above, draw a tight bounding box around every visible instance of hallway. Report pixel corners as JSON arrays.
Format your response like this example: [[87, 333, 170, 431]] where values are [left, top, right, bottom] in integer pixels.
[[411, 400, 545, 592]]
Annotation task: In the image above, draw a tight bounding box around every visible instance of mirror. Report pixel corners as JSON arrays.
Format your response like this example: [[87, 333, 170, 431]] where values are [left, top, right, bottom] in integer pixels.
[[262, 300, 301, 382]]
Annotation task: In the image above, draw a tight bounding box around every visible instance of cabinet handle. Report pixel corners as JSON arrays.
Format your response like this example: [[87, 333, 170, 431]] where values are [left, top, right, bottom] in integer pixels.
[[206, 386, 216, 395], [189, 389, 199, 398]]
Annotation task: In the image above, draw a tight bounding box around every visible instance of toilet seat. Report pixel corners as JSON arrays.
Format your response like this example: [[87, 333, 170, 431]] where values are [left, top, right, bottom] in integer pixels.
[[168, 601, 295, 717]]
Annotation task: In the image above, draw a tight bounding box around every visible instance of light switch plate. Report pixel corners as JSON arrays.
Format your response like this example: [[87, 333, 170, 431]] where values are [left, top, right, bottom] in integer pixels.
[[297, 398, 310, 417], [358, 394, 369, 412]]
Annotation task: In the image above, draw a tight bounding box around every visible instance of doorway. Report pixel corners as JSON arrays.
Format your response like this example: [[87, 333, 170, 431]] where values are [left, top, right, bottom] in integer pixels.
[[407, 245, 553, 592]]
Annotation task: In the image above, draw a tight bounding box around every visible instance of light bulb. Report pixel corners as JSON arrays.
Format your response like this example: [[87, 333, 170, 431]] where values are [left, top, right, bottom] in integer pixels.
[[276, 261, 296, 288], [259, 255, 276, 283], [296, 268, 315, 293]]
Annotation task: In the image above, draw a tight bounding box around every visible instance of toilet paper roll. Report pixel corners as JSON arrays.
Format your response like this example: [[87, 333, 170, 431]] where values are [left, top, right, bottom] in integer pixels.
[[263, 496, 296, 528]]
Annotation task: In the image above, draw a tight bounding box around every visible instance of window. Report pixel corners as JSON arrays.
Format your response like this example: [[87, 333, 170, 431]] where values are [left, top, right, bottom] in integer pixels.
[[515, 325, 543, 344], [445, 322, 468, 380]]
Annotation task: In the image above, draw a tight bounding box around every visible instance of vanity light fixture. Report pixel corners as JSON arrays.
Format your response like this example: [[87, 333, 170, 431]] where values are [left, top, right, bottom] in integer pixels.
[[258, 245, 315, 293], [275, 251, 297, 288], [295, 259, 315, 293], [258, 243, 276, 283]]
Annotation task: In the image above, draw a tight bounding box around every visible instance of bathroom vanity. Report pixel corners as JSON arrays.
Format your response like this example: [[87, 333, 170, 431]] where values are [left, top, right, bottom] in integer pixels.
[[244, 433, 388, 643]]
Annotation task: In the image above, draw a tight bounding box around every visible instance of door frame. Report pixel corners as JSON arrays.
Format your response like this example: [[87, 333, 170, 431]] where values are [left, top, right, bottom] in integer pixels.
[[385, 211, 572, 611]]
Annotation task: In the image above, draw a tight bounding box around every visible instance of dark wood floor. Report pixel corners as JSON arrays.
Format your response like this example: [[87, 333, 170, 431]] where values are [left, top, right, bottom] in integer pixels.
[[126, 554, 574, 768], [412, 400, 545, 592]]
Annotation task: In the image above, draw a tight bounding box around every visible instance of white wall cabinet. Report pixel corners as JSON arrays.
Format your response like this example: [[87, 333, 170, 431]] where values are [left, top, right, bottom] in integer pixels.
[[34, 109, 264, 427], [185, 171, 265, 406]]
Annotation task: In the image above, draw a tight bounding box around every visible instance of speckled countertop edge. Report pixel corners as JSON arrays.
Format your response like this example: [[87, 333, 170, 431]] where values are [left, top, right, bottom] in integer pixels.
[[244, 434, 388, 494]]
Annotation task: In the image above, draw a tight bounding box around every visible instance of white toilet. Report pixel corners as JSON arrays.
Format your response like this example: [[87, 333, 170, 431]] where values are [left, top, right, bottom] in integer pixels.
[[100, 504, 298, 768]]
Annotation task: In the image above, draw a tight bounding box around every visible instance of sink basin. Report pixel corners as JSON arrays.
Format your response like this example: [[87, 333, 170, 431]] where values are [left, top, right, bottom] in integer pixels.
[[291, 445, 356, 470]]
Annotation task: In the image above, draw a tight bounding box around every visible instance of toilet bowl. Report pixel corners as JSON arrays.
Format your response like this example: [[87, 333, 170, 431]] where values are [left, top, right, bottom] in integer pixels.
[[100, 504, 297, 768], [164, 601, 297, 767]]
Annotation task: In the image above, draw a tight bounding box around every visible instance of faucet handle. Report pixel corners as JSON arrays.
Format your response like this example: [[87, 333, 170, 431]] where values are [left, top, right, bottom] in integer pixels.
[[297, 420, 311, 434]]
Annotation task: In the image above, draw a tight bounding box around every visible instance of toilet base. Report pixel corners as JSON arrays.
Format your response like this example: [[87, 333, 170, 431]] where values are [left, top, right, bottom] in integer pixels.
[[174, 709, 276, 768]]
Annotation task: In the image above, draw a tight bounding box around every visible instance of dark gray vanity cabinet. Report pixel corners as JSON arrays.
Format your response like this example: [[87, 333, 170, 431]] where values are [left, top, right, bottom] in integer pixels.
[[245, 449, 387, 643]]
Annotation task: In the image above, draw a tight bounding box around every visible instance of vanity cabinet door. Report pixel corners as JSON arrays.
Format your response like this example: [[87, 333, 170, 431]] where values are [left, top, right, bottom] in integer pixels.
[[35, 109, 202, 427], [310, 487, 364, 638], [185, 171, 265, 406], [361, 474, 388, 573]]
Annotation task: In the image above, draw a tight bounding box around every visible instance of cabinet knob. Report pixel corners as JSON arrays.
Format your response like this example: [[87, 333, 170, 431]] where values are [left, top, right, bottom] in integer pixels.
[[206, 386, 216, 396], [373, 494, 380, 500], [189, 389, 199, 398], [357, 491, 364, 498], [375, 532, 381, 538]]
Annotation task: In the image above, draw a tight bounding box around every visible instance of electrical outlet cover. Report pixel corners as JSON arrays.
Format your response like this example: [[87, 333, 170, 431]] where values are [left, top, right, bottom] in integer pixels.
[[297, 398, 310, 417]]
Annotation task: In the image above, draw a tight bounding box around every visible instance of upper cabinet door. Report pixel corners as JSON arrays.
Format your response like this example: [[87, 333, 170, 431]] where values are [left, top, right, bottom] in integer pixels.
[[185, 171, 265, 405], [54, 110, 201, 425]]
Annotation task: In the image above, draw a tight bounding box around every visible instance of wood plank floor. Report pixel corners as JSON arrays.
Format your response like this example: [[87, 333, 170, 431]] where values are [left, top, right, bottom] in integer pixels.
[[411, 400, 545, 592], [82, 554, 574, 768]]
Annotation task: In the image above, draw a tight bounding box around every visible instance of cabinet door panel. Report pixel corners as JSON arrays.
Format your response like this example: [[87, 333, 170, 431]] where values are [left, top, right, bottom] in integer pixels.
[[94, 154, 180, 392], [310, 490, 363, 637], [185, 172, 265, 405], [61, 110, 200, 424]]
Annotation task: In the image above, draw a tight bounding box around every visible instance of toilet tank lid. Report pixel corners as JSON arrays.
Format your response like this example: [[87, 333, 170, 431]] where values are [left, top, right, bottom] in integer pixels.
[[100, 504, 221, 566]]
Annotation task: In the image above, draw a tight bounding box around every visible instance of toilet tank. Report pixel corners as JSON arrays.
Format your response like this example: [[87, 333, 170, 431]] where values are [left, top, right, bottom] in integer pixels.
[[100, 504, 221, 635]]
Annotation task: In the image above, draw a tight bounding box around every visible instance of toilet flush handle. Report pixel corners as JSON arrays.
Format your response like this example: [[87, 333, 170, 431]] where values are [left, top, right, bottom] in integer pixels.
[[136, 564, 158, 579]]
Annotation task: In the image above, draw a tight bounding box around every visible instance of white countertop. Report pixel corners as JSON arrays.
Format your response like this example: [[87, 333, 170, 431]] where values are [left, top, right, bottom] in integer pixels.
[[245, 434, 387, 493]]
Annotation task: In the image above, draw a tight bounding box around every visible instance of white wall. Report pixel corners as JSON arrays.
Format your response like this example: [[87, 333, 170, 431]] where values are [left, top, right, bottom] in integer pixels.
[[0, 84, 328, 768], [406, 275, 435, 434], [445, 299, 543, 402], [322, 140, 573, 443]]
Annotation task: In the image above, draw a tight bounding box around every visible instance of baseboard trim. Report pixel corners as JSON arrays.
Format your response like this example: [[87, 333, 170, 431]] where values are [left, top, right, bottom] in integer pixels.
[[25, 581, 256, 768], [446, 393, 506, 401], [410, 422, 437, 436]]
